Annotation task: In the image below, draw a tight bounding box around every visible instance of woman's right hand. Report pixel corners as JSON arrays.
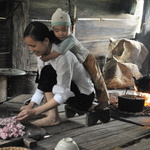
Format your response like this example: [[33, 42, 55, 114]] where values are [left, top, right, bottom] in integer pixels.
[[17, 108, 35, 121]]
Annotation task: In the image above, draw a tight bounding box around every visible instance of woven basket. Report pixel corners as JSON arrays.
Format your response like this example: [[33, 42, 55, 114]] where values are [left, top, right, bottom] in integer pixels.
[[0, 147, 30, 150]]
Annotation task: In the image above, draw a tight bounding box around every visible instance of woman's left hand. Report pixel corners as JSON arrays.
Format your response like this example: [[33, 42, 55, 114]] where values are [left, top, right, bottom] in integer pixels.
[[17, 109, 35, 121]]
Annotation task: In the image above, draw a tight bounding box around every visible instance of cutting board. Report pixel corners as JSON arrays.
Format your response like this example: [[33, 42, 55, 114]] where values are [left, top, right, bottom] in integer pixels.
[[0, 105, 47, 148], [0, 122, 47, 148]]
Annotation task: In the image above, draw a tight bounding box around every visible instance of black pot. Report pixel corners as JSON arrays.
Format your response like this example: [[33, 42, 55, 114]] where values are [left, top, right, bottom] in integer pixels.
[[118, 95, 145, 112]]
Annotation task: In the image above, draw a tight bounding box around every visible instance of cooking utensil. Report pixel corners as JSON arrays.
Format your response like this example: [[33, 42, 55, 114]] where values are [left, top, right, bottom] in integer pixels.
[[0, 68, 27, 102], [0, 68, 27, 76], [133, 75, 150, 93], [118, 95, 145, 112]]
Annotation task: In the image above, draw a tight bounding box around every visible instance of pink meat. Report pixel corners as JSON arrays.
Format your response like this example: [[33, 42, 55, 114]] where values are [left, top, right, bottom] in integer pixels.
[[0, 116, 25, 140], [0, 132, 8, 140]]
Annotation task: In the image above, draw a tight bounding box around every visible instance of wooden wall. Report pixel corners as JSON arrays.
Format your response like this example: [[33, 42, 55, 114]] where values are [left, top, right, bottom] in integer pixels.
[[136, 0, 150, 74], [0, 1, 13, 68], [1, 0, 146, 72], [11, 0, 142, 71], [12, 0, 32, 71], [1, 0, 150, 96]]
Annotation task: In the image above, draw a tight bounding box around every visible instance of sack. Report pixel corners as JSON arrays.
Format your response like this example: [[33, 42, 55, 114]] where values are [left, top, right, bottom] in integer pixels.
[[107, 38, 149, 70], [103, 38, 148, 89], [103, 56, 142, 89]]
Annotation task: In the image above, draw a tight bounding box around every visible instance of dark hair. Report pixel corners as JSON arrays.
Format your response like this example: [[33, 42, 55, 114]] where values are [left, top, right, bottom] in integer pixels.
[[23, 21, 61, 44]]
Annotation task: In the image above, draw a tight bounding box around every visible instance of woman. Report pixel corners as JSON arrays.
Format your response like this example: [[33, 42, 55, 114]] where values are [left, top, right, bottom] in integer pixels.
[[17, 22, 95, 127]]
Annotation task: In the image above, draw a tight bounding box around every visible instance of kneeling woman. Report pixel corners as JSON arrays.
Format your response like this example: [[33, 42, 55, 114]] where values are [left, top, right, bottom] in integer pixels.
[[17, 22, 95, 126]]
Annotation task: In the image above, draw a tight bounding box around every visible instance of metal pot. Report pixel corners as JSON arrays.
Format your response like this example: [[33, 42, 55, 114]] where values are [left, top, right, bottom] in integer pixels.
[[118, 95, 145, 112], [0, 76, 7, 102], [133, 75, 150, 93], [0, 68, 27, 76], [0, 68, 27, 102], [9, 71, 37, 97]]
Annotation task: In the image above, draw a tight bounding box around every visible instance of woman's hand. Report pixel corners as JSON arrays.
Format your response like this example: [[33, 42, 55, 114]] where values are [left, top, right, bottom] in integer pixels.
[[20, 102, 36, 111], [17, 108, 35, 121], [20, 105, 32, 111]]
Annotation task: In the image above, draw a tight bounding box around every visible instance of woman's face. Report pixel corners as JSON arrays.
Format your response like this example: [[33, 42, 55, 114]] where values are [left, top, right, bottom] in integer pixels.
[[24, 36, 50, 57], [53, 26, 70, 41]]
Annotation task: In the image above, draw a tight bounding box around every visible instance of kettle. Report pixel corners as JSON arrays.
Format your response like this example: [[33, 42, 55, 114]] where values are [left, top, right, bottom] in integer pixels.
[[133, 74, 150, 93]]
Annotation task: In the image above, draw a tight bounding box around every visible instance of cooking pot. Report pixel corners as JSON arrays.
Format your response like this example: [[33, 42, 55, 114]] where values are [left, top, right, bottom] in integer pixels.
[[133, 75, 150, 93], [0, 68, 27, 76], [118, 95, 145, 112], [0, 68, 27, 102]]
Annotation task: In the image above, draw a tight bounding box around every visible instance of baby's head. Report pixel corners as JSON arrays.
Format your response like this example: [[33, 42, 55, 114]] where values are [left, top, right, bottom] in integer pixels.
[[51, 8, 72, 40], [51, 8, 71, 27]]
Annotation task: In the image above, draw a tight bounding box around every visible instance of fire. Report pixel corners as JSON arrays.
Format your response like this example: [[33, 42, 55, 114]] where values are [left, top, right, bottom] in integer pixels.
[[141, 93, 150, 106], [134, 86, 150, 106]]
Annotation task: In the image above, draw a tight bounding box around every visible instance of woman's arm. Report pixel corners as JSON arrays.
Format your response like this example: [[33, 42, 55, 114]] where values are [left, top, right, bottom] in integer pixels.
[[56, 34, 75, 54], [34, 97, 59, 115], [17, 97, 59, 121], [41, 34, 75, 62]]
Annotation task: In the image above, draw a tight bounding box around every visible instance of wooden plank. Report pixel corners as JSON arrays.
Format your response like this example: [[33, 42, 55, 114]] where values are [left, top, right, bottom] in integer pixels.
[[122, 138, 150, 150], [119, 116, 150, 126], [110, 106, 150, 126], [44, 110, 114, 135], [44, 113, 86, 135], [3, 94, 32, 110], [32, 119, 150, 150], [7, 94, 32, 103]]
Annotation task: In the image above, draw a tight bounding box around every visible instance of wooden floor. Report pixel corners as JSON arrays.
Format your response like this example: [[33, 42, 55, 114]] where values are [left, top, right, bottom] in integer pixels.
[[1, 94, 150, 150]]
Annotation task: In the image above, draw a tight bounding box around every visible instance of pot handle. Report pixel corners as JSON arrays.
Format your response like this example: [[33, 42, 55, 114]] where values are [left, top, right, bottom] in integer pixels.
[[132, 76, 137, 85]]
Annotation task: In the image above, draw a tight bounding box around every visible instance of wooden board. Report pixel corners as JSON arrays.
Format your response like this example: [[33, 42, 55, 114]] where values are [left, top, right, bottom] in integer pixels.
[[110, 105, 150, 126], [3, 94, 32, 110], [44, 113, 86, 135], [122, 138, 150, 150], [118, 116, 150, 126], [0, 122, 47, 148], [31, 119, 150, 150]]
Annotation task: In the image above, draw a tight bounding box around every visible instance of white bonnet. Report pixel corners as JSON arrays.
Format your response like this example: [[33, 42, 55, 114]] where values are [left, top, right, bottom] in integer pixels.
[[51, 8, 71, 27]]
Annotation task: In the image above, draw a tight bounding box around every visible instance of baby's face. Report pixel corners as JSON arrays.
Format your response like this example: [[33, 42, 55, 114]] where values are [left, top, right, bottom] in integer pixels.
[[53, 26, 70, 41]]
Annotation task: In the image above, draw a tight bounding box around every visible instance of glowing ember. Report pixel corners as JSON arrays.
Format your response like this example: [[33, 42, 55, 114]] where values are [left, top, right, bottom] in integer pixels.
[[134, 86, 150, 106], [141, 93, 150, 106]]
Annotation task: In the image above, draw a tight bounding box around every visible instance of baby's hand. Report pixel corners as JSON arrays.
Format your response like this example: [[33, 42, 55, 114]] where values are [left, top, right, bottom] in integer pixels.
[[40, 55, 49, 62]]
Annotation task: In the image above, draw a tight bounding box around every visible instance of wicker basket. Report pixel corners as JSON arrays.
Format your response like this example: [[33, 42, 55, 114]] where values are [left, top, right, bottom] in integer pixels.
[[0, 147, 30, 150]]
